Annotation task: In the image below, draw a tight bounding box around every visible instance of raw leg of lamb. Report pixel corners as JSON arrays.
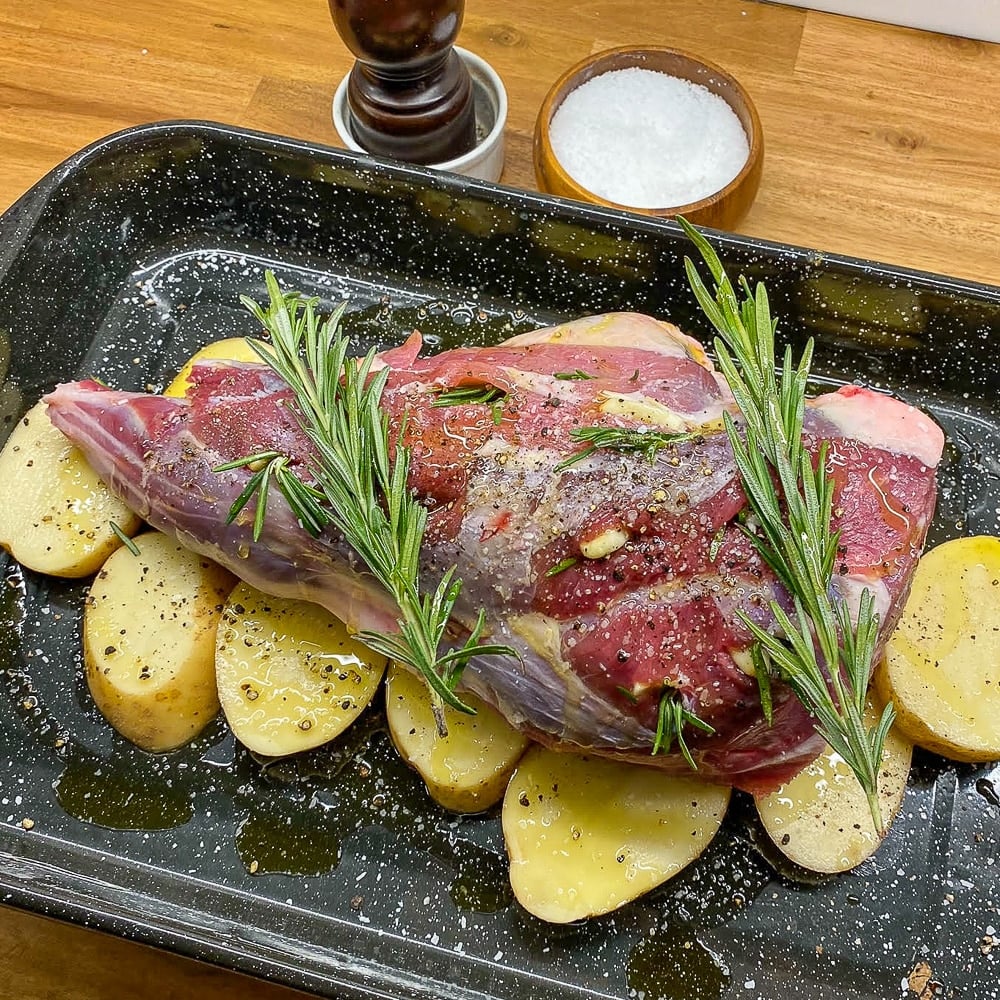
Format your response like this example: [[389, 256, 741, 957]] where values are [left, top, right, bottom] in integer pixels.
[[45, 312, 944, 793]]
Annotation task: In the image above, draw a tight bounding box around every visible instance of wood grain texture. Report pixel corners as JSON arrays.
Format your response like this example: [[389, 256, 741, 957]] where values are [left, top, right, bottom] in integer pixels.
[[0, 1, 999, 997], [0, 907, 308, 999]]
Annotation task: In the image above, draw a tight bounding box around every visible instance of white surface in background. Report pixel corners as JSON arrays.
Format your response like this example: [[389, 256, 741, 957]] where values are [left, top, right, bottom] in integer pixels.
[[770, 0, 1000, 43]]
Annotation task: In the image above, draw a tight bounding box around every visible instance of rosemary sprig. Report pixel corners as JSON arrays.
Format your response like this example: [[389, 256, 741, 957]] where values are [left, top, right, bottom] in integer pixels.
[[229, 272, 517, 731], [679, 217, 894, 832], [555, 425, 701, 472], [431, 384, 505, 407], [431, 384, 508, 427], [652, 688, 715, 768]]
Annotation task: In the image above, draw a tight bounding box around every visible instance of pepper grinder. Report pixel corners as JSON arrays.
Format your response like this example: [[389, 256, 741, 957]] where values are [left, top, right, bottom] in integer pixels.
[[328, 0, 478, 165]]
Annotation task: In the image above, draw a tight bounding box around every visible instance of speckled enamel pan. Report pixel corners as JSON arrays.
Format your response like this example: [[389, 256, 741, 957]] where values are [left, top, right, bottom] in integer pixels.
[[1, 121, 999, 1000]]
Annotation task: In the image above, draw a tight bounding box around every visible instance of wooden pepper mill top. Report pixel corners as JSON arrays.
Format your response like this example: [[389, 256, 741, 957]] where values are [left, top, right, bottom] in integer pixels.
[[328, 0, 478, 165]]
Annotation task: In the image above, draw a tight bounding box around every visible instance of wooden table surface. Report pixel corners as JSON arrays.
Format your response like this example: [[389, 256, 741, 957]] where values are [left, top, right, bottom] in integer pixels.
[[1, 1, 998, 997]]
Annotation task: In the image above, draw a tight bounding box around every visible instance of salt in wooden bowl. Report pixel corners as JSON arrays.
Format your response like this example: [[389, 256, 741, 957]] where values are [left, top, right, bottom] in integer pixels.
[[534, 47, 764, 229]]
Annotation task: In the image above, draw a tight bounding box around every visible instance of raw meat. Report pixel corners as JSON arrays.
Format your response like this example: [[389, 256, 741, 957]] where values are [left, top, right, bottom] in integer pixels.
[[45, 313, 944, 792]]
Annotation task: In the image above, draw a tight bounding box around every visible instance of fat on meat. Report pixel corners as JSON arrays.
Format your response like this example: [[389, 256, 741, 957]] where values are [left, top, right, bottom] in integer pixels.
[[45, 312, 945, 793]]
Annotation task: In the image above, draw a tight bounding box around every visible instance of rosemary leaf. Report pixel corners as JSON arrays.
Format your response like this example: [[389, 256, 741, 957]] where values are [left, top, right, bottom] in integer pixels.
[[554, 444, 597, 474], [708, 526, 726, 562], [555, 425, 701, 472], [110, 521, 139, 557], [616, 685, 639, 704], [545, 556, 579, 577], [224, 464, 270, 529], [213, 450, 281, 473]]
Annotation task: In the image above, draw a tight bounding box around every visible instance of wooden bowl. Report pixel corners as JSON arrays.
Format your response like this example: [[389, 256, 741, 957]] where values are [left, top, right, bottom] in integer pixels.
[[533, 46, 764, 229]]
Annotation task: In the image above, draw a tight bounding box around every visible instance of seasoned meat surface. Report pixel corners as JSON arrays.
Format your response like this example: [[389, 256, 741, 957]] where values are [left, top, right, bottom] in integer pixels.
[[46, 313, 944, 792]]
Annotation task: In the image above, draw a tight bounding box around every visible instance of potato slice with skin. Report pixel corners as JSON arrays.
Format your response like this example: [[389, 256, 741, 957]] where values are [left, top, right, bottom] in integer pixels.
[[164, 337, 269, 398], [0, 401, 141, 577], [216, 582, 386, 757], [386, 662, 529, 812], [503, 746, 730, 923], [876, 535, 1000, 762], [755, 700, 912, 874], [84, 531, 235, 751]]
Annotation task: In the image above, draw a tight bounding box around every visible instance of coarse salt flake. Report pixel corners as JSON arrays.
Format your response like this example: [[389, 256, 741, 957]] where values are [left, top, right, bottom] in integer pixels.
[[549, 67, 749, 208]]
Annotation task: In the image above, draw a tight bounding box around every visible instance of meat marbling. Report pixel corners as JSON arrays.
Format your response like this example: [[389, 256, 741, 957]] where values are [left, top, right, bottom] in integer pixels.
[[45, 312, 945, 793]]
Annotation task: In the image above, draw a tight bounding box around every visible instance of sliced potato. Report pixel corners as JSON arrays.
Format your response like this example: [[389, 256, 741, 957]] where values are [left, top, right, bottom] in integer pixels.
[[385, 662, 529, 812], [503, 746, 730, 923], [755, 700, 912, 873], [164, 336, 269, 397], [216, 581, 386, 756], [877, 535, 1000, 761], [0, 400, 142, 577], [84, 530, 235, 751]]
